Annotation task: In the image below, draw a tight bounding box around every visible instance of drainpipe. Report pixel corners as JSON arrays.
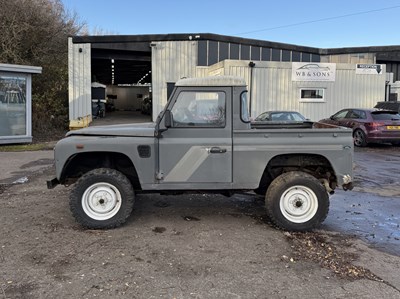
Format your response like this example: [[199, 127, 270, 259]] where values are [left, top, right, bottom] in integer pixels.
[[385, 80, 390, 101]]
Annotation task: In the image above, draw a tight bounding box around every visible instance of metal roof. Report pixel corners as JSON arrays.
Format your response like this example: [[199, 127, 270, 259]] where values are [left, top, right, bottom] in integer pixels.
[[175, 76, 246, 87], [0, 63, 42, 74], [72, 33, 400, 55]]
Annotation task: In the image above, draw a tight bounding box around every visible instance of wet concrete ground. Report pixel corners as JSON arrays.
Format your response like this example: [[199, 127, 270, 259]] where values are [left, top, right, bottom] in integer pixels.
[[323, 144, 400, 256], [324, 190, 400, 256]]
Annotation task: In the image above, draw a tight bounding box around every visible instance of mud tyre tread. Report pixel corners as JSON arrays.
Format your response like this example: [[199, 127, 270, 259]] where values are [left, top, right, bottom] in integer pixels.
[[69, 168, 134, 229], [265, 171, 329, 231]]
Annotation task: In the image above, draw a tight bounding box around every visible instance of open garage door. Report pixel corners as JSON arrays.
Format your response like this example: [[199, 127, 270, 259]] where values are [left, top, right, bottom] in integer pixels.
[[90, 46, 152, 125]]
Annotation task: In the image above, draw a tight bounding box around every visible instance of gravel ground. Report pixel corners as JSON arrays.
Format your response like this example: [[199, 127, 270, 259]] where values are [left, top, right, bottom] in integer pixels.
[[0, 161, 399, 298]]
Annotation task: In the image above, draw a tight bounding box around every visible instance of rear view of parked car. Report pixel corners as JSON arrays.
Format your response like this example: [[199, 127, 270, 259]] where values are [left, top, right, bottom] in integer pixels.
[[318, 108, 400, 147]]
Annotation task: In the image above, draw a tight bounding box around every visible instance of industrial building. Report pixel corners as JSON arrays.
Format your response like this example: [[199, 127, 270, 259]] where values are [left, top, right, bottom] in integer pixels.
[[68, 33, 400, 127]]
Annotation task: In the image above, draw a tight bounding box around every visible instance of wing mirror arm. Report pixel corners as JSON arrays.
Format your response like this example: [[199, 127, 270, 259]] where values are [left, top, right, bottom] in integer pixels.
[[165, 110, 172, 128], [155, 110, 172, 138]]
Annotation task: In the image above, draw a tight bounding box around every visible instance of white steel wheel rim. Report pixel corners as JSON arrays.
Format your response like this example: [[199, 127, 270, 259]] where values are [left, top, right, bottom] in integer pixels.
[[279, 185, 318, 223], [82, 182, 122, 220]]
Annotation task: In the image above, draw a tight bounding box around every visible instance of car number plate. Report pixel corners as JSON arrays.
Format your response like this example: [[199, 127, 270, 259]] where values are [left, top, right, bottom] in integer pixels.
[[387, 126, 400, 130]]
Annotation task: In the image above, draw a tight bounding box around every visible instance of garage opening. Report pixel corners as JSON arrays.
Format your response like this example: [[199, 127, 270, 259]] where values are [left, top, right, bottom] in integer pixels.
[[90, 47, 152, 125]]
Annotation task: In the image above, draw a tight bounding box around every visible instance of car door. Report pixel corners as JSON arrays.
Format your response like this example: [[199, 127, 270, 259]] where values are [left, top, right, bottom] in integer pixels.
[[346, 109, 365, 128], [158, 88, 232, 188]]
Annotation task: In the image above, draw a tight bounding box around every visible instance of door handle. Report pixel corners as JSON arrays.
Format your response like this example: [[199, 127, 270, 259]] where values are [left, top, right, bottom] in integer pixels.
[[209, 147, 227, 154]]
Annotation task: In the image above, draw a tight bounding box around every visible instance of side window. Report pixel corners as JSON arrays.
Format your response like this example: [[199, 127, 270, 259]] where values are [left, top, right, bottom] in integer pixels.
[[171, 91, 225, 127], [240, 91, 250, 123], [349, 110, 366, 119], [349, 110, 360, 119], [333, 110, 349, 120], [359, 110, 367, 119]]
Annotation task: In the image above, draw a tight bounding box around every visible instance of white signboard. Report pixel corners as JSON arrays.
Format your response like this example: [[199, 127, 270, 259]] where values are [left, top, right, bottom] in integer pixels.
[[356, 64, 383, 75], [292, 62, 336, 82]]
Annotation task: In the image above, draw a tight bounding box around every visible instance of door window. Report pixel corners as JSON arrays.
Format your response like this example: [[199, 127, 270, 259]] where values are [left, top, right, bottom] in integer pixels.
[[349, 110, 367, 119], [333, 110, 349, 120], [171, 91, 225, 127]]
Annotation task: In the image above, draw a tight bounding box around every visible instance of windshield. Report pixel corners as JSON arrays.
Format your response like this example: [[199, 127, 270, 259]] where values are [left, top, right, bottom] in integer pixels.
[[241, 91, 250, 123]]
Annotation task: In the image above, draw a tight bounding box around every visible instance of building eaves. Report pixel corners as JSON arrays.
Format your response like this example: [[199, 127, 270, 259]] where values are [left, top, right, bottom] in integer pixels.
[[72, 33, 321, 54], [72, 33, 400, 56]]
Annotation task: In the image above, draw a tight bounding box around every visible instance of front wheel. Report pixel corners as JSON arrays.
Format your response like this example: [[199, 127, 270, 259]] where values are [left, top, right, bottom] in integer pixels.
[[265, 171, 329, 231], [70, 168, 135, 229]]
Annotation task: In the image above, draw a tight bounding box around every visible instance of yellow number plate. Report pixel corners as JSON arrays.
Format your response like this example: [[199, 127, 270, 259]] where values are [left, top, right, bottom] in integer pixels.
[[387, 126, 400, 130]]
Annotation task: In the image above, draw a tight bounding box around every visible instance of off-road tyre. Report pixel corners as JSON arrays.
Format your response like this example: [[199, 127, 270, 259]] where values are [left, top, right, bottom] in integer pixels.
[[265, 171, 329, 231], [70, 168, 134, 229]]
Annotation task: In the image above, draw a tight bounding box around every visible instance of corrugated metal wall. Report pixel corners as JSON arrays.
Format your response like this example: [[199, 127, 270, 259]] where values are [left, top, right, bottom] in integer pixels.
[[321, 53, 375, 64], [205, 60, 386, 121], [68, 38, 91, 126], [151, 41, 198, 119]]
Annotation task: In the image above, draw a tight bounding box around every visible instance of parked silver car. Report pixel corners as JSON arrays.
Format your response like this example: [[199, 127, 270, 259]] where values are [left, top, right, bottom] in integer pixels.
[[255, 111, 307, 122]]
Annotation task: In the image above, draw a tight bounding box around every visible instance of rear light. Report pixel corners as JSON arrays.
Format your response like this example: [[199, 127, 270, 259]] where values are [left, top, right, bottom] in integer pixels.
[[365, 122, 385, 128]]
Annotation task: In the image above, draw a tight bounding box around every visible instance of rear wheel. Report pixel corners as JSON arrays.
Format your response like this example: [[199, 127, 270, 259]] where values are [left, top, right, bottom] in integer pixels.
[[70, 168, 134, 229], [265, 171, 329, 231], [353, 129, 367, 147]]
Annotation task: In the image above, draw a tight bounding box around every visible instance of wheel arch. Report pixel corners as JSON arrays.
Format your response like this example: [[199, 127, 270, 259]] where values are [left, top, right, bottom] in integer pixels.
[[60, 151, 142, 190], [255, 153, 337, 194]]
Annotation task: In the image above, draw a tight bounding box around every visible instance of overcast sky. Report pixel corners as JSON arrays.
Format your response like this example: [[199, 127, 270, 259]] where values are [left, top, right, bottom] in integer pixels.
[[61, 0, 400, 48]]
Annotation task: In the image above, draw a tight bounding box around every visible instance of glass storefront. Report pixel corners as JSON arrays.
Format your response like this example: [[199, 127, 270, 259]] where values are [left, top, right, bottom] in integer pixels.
[[0, 73, 27, 137]]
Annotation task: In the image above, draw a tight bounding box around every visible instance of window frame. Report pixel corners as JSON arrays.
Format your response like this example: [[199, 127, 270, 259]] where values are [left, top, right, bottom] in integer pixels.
[[240, 90, 251, 123], [170, 90, 226, 128], [299, 88, 326, 103]]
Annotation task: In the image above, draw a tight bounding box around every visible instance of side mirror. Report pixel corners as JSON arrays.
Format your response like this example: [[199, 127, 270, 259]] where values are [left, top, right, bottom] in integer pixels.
[[330, 115, 335, 120], [165, 110, 172, 128]]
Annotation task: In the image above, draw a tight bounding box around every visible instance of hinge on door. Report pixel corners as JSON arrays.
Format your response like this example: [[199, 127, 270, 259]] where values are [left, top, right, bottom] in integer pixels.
[[156, 171, 164, 180]]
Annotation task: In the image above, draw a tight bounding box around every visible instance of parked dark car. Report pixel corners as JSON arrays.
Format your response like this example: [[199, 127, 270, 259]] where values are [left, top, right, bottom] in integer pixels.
[[254, 111, 307, 121], [375, 101, 400, 113], [318, 108, 400, 147]]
